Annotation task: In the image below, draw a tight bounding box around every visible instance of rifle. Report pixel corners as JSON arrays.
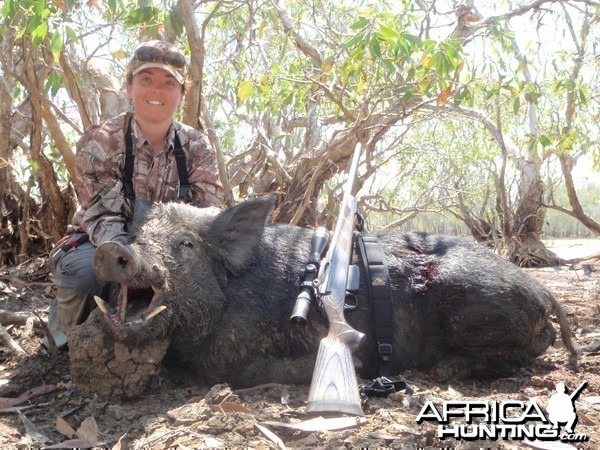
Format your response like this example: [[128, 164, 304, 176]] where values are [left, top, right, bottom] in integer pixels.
[[304, 143, 365, 416]]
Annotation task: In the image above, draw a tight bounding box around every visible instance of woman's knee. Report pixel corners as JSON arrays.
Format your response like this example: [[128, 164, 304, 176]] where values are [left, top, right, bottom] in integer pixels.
[[55, 242, 100, 292]]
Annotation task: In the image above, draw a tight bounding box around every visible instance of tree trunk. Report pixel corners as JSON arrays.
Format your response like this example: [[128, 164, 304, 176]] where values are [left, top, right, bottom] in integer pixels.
[[426, 104, 562, 267], [179, 0, 211, 131], [504, 156, 562, 266], [274, 153, 336, 227], [556, 153, 600, 235], [274, 133, 360, 227], [23, 44, 69, 242], [0, 22, 16, 239]]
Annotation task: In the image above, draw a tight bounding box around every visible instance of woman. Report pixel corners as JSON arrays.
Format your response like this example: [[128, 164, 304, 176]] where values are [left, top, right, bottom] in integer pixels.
[[48, 40, 224, 348]]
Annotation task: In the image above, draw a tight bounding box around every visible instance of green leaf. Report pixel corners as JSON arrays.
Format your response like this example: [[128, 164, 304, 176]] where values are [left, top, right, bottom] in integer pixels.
[[50, 31, 63, 62], [398, 86, 413, 102], [63, 23, 79, 41], [124, 6, 158, 27], [34, 0, 48, 18], [442, 41, 461, 60], [345, 33, 365, 49], [454, 85, 473, 107], [402, 33, 421, 48], [381, 58, 395, 74], [15, 26, 26, 41], [539, 135, 552, 147], [421, 39, 437, 51], [45, 71, 62, 97], [31, 21, 48, 46], [350, 17, 369, 30], [281, 90, 294, 106], [369, 36, 381, 57], [3, 0, 17, 21], [513, 95, 520, 115], [378, 24, 399, 40], [169, 7, 184, 36]]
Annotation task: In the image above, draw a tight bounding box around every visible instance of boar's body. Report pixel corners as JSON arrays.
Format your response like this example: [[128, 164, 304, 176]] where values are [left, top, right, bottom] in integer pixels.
[[167, 224, 326, 387], [76, 197, 574, 398]]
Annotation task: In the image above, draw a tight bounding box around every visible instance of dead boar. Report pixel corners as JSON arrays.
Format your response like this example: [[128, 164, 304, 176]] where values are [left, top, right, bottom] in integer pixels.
[[69, 196, 577, 399]]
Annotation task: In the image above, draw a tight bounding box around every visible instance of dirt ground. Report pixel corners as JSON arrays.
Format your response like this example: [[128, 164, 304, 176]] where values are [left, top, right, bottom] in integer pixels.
[[0, 257, 598, 449]]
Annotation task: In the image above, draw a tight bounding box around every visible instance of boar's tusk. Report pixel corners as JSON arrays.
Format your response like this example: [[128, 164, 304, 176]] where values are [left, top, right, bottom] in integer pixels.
[[120, 285, 128, 323], [94, 296, 111, 316], [143, 305, 167, 322]]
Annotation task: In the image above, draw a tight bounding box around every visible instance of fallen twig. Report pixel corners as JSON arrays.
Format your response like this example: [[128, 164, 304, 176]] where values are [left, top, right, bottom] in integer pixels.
[[0, 322, 27, 355], [33, 311, 57, 355]]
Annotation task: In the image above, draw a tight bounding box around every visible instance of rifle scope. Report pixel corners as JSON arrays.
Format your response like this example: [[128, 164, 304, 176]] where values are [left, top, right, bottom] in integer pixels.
[[290, 227, 330, 326]]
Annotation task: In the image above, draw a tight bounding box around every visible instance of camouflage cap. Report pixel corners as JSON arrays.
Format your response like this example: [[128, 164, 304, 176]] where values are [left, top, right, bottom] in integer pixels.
[[127, 40, 187, 84]]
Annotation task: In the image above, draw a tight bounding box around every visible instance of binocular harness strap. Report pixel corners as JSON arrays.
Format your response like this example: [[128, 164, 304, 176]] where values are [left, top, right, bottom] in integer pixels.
[[123, 114, 191, 203], [172, 133, 191, 202], [123, 115, 135, 202]]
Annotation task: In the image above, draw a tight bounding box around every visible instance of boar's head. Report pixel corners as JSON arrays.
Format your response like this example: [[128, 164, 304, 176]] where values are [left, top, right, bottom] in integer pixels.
[[93, 196, 274, 344]]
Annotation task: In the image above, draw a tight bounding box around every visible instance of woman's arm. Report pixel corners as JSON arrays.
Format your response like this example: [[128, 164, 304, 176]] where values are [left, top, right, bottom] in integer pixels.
[[74, 124, 131, 245]]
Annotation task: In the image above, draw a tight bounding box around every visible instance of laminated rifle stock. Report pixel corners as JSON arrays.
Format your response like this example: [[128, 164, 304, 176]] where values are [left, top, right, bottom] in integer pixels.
[[306, 143, 365, 416]]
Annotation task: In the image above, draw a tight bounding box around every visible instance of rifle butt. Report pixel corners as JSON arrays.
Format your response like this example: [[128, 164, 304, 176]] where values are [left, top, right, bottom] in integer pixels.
[[307, 331, 365, 416]]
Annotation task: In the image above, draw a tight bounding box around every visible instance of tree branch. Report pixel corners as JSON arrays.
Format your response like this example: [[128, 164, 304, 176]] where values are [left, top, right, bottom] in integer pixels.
[[454, 0, 600, 40], [41, 104, 77, 182], [272, 0, 323, 67]]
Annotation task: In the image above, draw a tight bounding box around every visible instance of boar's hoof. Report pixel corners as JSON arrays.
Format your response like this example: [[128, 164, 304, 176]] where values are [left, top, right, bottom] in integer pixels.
[[68, 309, 169, 400]]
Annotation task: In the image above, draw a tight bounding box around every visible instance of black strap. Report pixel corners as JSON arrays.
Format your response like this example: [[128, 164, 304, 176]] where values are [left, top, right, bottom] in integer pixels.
[[123, 114, 135, 202], [359, 377, 413, 398], [173, 133, 191, 202], [123, 116, 191, 203], [356, 233, 394, 377]]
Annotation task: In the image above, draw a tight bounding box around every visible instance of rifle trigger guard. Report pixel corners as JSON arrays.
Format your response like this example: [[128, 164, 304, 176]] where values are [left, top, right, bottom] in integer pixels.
[[344, 293, 358, 311]]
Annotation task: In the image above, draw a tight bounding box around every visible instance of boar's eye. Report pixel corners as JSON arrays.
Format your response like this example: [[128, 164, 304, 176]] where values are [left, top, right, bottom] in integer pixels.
[[179, 240, 193, 248]]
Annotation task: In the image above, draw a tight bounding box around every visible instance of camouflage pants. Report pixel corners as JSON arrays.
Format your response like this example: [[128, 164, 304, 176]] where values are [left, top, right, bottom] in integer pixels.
[[49, 241, 102, 348]]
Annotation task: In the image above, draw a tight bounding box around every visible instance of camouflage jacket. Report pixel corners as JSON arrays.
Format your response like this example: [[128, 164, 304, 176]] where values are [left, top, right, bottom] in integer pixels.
[[67, 112, 224, 245]]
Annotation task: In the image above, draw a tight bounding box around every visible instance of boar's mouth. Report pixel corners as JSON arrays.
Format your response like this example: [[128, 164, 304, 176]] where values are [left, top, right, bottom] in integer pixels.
[[94, 284, 167, 325]]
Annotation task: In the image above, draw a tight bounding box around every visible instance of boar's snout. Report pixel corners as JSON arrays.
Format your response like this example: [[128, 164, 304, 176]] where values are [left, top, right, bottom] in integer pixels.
[[94, 241, 140, 283]]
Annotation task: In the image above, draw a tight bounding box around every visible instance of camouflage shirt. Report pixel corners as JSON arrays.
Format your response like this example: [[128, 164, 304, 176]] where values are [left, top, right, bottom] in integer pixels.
[[68, 112, 224, 245]]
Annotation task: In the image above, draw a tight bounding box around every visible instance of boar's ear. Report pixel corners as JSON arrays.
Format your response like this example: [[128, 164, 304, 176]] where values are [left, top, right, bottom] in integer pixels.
[[129, 199, 154, 234], [207, 195, 274, 272], [132, 199, 153, 223]]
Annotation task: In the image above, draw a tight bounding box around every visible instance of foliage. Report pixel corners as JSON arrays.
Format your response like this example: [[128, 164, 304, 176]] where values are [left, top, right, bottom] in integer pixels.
[[0, 0, 598, 266], [202, 2, 463, 155]]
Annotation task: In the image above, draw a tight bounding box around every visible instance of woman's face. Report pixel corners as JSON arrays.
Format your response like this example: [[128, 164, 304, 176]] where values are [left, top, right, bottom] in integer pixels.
[[127, 67, 184, 127]]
